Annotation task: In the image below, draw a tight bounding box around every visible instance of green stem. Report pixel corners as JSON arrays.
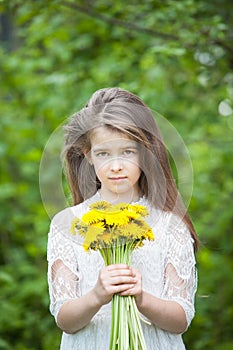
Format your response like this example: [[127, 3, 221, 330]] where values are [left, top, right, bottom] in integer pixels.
[[130, 297, 148, 349], [110, 294, 119, 349], [101, 240, 148, 350]]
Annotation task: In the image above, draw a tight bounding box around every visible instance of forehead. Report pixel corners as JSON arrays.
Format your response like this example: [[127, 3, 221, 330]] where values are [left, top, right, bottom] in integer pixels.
[[90, 126, 136, 147]]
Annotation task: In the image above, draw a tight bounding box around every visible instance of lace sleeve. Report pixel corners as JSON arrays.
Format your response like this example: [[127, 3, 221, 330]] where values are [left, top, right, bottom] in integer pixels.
[[163, 215, 197, 328], [47, 210, 80, 322]]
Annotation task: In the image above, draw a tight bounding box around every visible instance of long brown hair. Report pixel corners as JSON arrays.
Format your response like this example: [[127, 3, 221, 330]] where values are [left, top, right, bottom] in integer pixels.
[[63, 87, 199, 251]]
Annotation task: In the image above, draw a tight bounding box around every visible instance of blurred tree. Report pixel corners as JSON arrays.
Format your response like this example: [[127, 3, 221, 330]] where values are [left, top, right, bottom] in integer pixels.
[[0, 0, 232, 349]]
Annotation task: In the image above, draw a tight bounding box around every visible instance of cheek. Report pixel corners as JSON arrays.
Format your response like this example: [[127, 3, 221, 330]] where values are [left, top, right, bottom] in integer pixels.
[[135, 168, 142, 179], [93, 161, 108, 177], [128, 159, 141, 173]]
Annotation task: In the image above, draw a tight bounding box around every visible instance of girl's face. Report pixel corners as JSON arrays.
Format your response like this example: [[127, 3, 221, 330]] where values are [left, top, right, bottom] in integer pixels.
[[88, 126, 142, 203]]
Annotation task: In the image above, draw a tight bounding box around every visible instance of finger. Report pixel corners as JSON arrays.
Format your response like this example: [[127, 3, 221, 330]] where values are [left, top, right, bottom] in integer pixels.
[[113, 283, 136, 294], [131, 267, 140, 277], [110, 275, 137, 285], [108, 268, 135, 278], [118, 285, 138, 296], [117, 272, 142, 295], [107, 264, 129, 271]]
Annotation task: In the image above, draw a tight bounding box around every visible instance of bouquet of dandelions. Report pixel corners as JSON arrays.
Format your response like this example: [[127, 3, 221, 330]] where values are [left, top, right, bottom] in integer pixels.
[[71, 200, 154, 350]]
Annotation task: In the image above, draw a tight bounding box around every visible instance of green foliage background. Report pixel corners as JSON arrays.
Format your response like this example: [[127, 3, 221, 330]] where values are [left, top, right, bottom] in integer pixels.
[[0, 1, 232, 349]]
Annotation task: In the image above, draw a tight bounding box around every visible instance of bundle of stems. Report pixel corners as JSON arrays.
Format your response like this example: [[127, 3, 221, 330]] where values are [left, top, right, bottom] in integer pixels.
[[71, 201, 154, 350]]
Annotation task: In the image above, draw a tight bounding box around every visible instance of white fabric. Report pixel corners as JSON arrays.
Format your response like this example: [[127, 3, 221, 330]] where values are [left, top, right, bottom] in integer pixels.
[[47, 192, 197, 350]]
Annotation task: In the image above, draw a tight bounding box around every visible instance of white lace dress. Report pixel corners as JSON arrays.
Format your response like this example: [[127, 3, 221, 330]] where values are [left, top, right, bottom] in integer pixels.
[[47, 192, 197, 350]]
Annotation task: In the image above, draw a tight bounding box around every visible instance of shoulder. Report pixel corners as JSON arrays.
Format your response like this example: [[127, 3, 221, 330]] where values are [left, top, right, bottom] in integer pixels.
[[148, 206, 189, 233], [49, 203, 83, 236], [154, 212, 197, 278], [50, 195, 97, 234], [50, 206, 76, 230], [164, 213, 196, 264], [150, 208, 193, 246], [51, 206, 77, 225], [166, 212, 194, 247], [51, 196, 94, 225]]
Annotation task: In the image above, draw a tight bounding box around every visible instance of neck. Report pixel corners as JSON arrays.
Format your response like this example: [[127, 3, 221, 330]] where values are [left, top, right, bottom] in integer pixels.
[[97, 190, 142, 204]]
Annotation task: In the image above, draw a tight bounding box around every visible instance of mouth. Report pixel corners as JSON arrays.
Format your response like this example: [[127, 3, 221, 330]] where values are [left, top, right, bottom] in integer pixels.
[[109, 176, 127, 181]]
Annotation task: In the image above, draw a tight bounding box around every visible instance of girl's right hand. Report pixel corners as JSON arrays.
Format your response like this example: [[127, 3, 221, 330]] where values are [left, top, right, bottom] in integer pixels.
[[93, 264, 137, 306]]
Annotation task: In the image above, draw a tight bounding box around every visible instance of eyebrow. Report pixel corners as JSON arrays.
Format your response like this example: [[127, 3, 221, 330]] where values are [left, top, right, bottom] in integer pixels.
[[92, 142, 138, 153]]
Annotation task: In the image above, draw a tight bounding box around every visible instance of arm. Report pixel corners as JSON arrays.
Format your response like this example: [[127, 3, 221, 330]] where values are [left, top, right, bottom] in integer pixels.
[[119, 221, 197, 334], [54, 262, 137, 334], [52, 259, 101, 334], [47, 216, 101, 334], [56, 285, 101, 334], [48, 214, 138, 334], [137, 292, 187, 334], [119, 266, 187, 334]]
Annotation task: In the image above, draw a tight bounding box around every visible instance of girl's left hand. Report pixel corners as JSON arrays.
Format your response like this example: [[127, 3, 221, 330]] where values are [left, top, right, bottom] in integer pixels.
[[118, 267, 142, 302]]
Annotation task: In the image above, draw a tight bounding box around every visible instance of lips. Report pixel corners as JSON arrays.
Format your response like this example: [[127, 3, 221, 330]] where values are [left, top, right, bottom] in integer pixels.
[[109, 176, 127, 181]]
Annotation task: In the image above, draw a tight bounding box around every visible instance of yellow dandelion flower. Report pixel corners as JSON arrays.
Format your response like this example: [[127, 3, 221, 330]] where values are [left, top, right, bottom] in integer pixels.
[[124, 222, 143, 239], [145, 227, 154, 241], [112, 203, 130, 211], [122, 209, 140, 221], [78, 224, 89, 237], [117, 220, 154, 243], [83, 224, 104, 251], [89, 201, 111, 210], [71, 201, 154, 254], [128, 204, 149, 217], [98, 232, 113, 246], [93, 221, 105, 229], [70, 217, 81, 235], [132, 219, 154, 240], [104, 211, 130, 226], [82, 209, 104, 224], [118, 224, 135, 239]]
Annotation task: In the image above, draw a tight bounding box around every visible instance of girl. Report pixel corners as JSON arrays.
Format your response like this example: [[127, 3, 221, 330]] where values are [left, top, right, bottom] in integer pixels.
[[47, 87, 198, 349]]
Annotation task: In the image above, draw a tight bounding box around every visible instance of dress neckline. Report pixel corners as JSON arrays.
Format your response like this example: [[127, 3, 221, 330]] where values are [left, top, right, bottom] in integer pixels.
[[95, 190, 146, 205], [84, 191, 147, 207]]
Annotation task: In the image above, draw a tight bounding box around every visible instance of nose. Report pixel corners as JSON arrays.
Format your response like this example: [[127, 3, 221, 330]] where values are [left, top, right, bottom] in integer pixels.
[[109, 157, 123, 172]]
